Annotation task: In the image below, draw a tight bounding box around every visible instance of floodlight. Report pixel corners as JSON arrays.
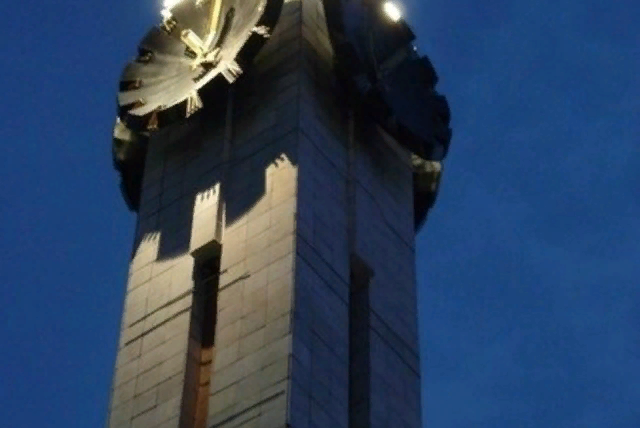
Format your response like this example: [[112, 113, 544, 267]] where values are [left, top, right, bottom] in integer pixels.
[[383, 1, 402, 22], [163, 0, 182, 10]]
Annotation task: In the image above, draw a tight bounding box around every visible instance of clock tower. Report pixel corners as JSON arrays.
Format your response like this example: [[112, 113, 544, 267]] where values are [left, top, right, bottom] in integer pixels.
[[108, 0, 451, 427]]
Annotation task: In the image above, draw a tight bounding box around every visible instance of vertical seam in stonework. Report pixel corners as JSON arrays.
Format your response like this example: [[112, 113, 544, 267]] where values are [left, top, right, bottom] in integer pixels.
[[217, 87, 234, 243], [347, 109, 356, 253], [291, 0, 304, 376], [295, 4, 310, 427]]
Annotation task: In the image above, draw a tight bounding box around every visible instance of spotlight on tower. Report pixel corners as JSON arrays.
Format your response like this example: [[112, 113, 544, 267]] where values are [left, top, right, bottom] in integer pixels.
[[163, 0, 182, 10], [383, 1, 402, 22], [160, 0, 182, 20]]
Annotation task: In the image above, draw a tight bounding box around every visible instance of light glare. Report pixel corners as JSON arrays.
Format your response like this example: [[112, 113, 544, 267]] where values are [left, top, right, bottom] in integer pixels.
[[163, 0, 182, 10], [383, 1, 402, 22]]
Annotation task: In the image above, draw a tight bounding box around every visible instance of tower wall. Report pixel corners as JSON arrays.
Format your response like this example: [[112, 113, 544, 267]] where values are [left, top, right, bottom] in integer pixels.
[[108, 1, 421, 427]]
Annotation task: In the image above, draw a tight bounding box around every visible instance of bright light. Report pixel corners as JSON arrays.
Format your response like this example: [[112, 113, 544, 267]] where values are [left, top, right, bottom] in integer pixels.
[[161, 0, 182, 19], [163, 0, 182, 9], [383, 1, 402, 22]]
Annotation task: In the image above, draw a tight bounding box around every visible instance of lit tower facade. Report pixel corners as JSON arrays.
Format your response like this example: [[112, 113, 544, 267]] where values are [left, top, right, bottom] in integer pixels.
[[108, 0, 451, 427]]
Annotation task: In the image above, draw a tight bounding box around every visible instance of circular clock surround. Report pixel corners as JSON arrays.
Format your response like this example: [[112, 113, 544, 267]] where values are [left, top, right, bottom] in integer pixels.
[[117, 0, 284, 132]]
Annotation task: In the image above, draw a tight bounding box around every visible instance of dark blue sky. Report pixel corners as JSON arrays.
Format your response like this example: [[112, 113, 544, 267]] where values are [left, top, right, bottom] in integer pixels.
[[0, 0, 638, 427]]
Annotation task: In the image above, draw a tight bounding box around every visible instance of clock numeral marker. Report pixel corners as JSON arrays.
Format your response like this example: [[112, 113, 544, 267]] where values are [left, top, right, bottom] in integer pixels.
[[186, 92, 203, 118], [221, 61, 242, 83]]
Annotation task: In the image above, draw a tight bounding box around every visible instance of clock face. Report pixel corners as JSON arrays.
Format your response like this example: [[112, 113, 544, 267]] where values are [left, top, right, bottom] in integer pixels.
[[324, 0, 451, 161], [117, 0, 283, 132]]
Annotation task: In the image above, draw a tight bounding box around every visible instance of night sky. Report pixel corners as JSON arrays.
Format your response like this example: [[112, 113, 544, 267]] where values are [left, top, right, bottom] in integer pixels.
[[0, 0, 638, 427]]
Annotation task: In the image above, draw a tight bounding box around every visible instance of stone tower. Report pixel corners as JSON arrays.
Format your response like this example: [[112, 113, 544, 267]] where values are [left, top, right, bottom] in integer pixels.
[[107, 1, 451, 427]]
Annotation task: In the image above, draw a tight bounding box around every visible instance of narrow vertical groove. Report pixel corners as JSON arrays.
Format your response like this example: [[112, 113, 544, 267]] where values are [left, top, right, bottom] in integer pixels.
[[181, 251, 221, 428], [349, 257, 372, 428], [216, 87, 234, 242], [347, 109, 356, 251], [347, 110, 373, 428]]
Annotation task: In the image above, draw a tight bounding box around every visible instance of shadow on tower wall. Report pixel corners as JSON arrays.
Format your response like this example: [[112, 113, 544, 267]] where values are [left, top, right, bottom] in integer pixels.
[[129, 48, 311, 265]]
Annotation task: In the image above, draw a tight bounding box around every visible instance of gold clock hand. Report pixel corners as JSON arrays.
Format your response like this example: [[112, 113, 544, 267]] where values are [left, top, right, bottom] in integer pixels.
[[205, 0, 223, 49]]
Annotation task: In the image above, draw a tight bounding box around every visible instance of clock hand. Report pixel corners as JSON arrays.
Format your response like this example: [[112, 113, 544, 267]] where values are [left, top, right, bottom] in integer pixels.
[[205, 0, 224, 50]]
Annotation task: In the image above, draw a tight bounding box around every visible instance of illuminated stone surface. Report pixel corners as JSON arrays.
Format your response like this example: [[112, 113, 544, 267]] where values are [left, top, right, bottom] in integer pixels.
[[108, 1, 425, 427]]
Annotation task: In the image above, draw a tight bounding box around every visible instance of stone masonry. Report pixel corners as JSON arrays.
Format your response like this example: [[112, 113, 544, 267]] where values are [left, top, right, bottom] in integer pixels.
[[107, 0, 421, 427]]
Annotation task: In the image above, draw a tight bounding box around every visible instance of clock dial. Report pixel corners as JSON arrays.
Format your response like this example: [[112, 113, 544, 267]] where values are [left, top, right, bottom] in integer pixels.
[[112, 118, 148, 211], [117, 0, 283, 132], [324, 0, 451, 161]]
